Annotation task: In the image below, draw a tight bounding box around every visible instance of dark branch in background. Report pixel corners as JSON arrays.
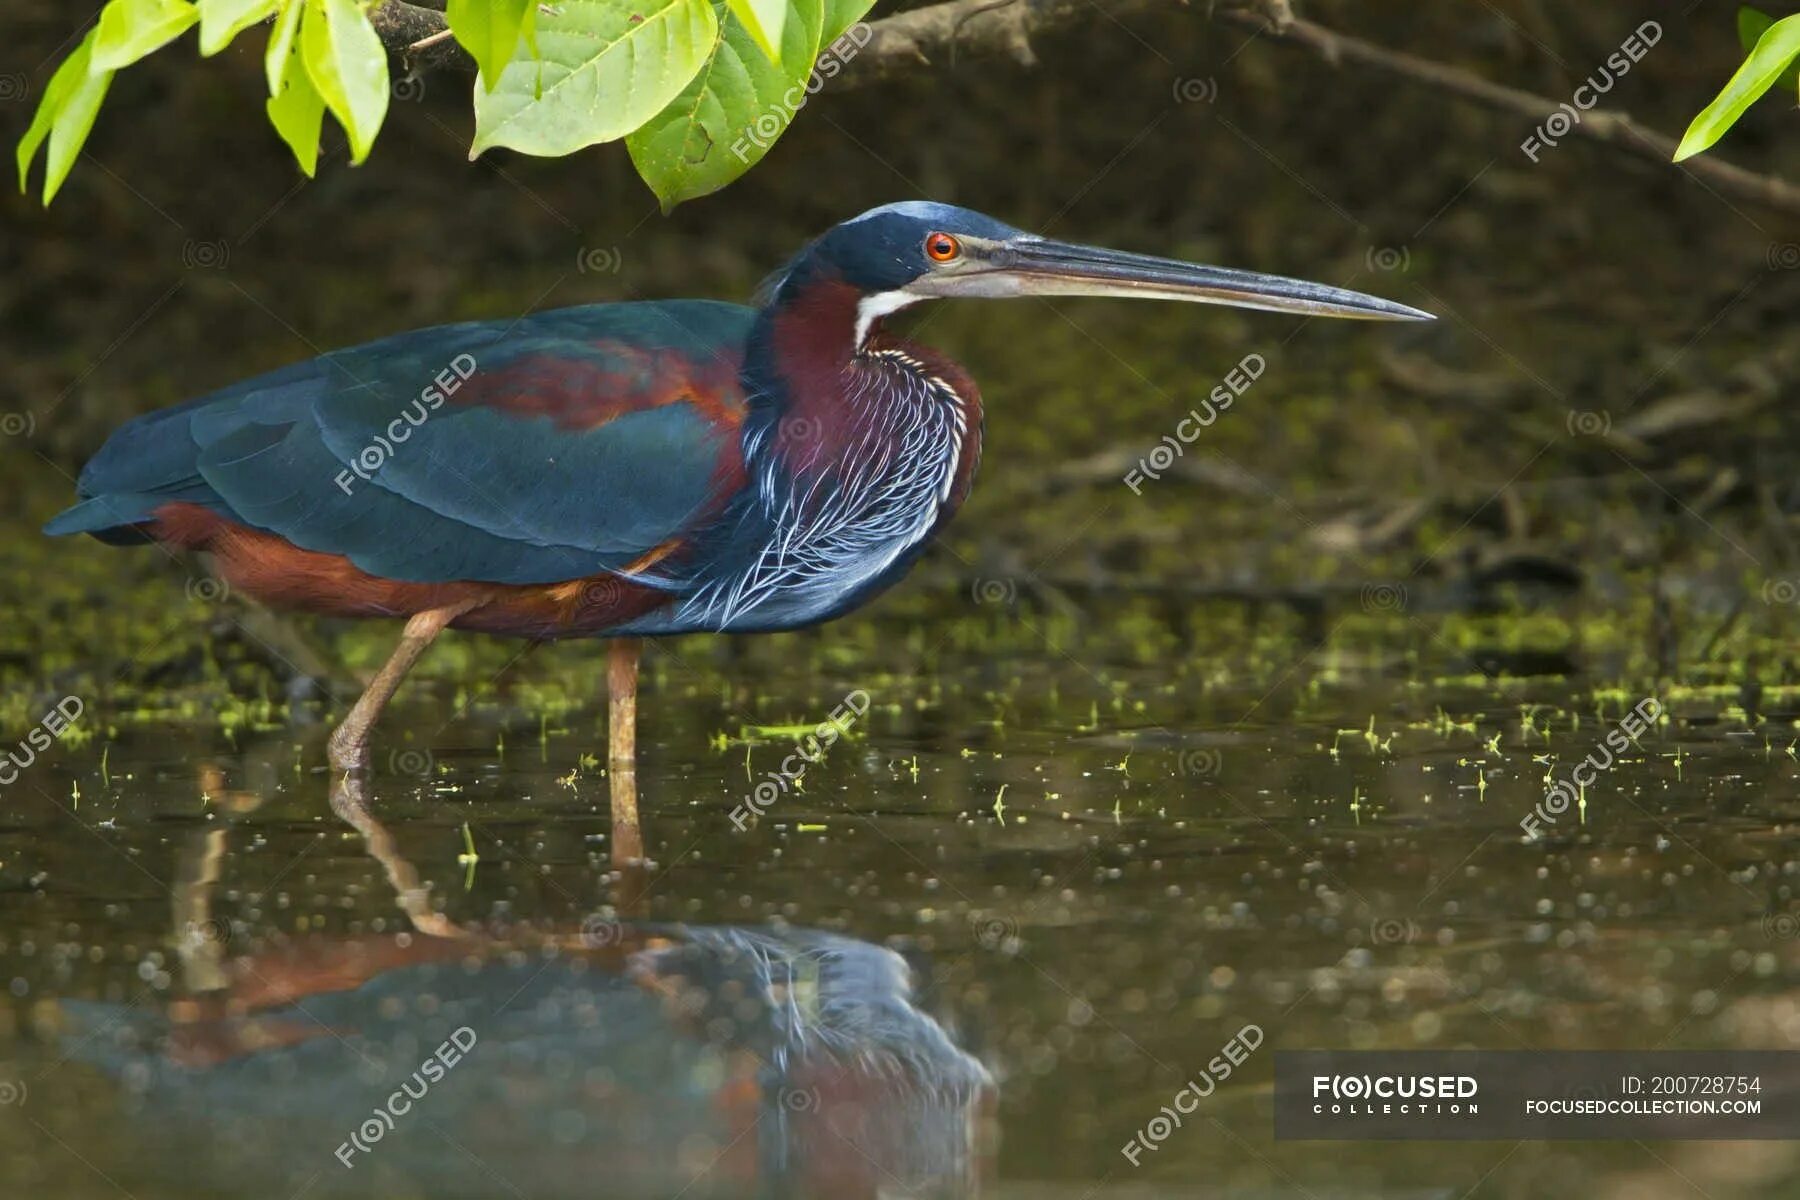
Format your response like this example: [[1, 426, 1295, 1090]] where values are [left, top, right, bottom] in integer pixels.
[[1225, 6, 1800, 219], [368, 0, 1800, 218], [369, 2, 470, 73]]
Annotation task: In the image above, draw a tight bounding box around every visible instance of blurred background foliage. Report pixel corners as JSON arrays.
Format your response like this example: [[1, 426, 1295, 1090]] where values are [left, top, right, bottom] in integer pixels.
[[2, 0, 1798, 709]]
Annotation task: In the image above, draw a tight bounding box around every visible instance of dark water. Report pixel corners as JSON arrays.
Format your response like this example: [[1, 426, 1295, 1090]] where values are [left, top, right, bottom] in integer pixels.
[[2, 650, 1797, 1199]]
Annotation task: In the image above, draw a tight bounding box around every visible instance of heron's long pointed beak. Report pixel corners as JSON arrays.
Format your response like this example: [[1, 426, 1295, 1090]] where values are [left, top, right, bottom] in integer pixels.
[[922, 237, 1434, 322]]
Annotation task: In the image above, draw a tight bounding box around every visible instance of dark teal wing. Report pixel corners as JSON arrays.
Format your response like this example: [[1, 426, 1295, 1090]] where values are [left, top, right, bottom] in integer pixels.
[[45, 301, 755, 586]]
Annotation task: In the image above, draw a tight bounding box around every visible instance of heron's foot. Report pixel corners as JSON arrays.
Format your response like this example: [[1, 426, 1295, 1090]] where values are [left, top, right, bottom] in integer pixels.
[[328, 722, 372, 774]]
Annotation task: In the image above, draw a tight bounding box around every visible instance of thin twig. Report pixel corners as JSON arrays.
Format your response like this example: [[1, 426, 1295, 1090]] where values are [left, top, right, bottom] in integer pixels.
[[1225, 7, 1800, 218]]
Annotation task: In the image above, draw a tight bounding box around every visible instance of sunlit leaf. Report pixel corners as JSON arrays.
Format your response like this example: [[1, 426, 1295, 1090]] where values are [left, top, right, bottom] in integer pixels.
[[45, 36, 117, 203], [819, 0, 874, 47], [626, 0, 821, 209], [299, 0, 389, 163], [199, 0, 277, 55], [18, 32, 95, 194], [1676, 13, 1800, 160], [724, 0, 785, 63], [93, 0, 200, 71], [263, 0, 302, 94], [1736, 7, 1800, 89], [446, 0, 533, 92], [470, 0, 718, 158], [266, 27, 324, 175]]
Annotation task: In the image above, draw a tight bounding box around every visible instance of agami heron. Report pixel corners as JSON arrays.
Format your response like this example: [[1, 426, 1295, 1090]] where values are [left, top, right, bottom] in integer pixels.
[[46, 202, 1430, 838]]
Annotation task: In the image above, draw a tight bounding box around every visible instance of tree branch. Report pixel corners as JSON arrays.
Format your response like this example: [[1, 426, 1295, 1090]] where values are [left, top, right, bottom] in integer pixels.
[[369, 2, 470, 73], [368, 0, 1800, 219], [367, 0, 1252, 83], [1224, 5, 1800, 219]]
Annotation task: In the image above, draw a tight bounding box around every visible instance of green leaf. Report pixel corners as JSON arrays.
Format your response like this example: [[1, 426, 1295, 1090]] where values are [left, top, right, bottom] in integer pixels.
[[446, 0, 534, 92], [46, 55, 115, 204], [18, 33, 94, 194], [199, 0, 277, 55], [724, 0, 785, 63], [264, 0, 302, 93], [266, 26, 325, 174], [1736, 7, 1800, 89], [299, 0, 389, 164], [626, 0, 822, 208], [93, 0, 200, 71], [1677, 13, 1800, 160], [16, 31, 118, 203], [471, 0, 718, 158], [818, 0, 873, 47]]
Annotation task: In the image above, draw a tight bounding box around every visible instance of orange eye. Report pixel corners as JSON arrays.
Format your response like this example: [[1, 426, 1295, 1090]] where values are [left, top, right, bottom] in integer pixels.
[[925, 232, 961, 262]]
